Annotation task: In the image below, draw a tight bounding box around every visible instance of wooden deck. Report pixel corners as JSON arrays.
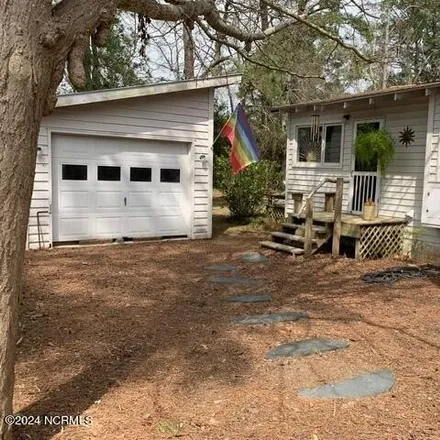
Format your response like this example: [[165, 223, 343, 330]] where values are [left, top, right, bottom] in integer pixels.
[[283, 177, 409, 259], [298, 211, 406, 225], [295, 211, 407, 239]]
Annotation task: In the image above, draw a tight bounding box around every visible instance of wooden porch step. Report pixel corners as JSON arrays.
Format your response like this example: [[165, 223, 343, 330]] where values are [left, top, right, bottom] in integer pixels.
[[271, 231, 319, 244], [260, 241, 305, 255], [281, 223, 328, 234]]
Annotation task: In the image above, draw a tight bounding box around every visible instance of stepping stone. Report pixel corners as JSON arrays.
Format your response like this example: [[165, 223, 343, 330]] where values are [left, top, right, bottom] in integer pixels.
[[240, 252, 269, 263], [299, 369, 395, 399], [205, 265, 240, 272], [266, 338, 349, 360], [210, 276, 264, 286], [227, 294, 272, 303], [232, 311, 309, 325]]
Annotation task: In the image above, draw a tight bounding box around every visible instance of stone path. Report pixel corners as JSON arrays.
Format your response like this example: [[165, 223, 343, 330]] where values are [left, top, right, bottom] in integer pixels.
[[232, 312, 309, 325], [266, 338, 349, 360], [299, 369, 395, 398], [205, 254, 395, 399]]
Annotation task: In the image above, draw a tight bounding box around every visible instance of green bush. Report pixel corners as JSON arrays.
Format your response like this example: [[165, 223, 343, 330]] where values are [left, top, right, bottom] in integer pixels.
[[215, 157, 284, 219]]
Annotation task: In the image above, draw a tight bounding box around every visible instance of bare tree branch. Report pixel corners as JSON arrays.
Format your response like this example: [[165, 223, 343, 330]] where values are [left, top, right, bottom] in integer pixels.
[[118, 0, 298, 42], [262, 0, 372, 62], [196, 19, 324, 79], [201, 55, 232, 77], [50, 0, 370, 90]]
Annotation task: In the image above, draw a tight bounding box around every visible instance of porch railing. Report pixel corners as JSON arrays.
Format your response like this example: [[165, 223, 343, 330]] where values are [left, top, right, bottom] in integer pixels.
[[297, 177, 348, 217], [351, 172, 380, 214], [296, 177, 348, 257]]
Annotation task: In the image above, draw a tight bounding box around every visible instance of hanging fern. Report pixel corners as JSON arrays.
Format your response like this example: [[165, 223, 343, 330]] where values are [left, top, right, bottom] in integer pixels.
[[354, 128, 395, 176]]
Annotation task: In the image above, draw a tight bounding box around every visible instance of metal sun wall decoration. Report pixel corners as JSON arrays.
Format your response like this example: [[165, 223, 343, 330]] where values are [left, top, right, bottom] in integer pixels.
[[399, 126, 415, 147]]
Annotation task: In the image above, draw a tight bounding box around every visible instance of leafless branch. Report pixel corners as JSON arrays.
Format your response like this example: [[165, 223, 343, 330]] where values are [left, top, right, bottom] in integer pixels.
[[196, 20, 324, 79], [262, 0, 372, 62]]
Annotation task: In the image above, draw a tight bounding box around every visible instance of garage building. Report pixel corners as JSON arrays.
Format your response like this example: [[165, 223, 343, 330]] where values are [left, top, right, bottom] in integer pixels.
[[29, 75, 240, 249]]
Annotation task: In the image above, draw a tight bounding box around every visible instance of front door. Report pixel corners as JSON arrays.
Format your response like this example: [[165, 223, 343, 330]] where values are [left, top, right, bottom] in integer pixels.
[[351, 121, 381, 214]]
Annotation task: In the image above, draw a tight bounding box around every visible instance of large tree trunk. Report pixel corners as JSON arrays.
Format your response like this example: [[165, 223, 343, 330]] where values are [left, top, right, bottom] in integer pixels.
[[0, 106, 39, 440], [0, 2, 132, 437], [0, 4, 56, 439]]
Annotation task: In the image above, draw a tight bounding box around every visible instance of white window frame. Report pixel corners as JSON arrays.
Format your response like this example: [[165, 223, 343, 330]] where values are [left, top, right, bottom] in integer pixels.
[[293, 122, 344, 168]]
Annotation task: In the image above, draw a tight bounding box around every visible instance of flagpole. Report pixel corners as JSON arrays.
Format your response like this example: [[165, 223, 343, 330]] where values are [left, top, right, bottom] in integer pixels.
[[212, 105, 237, 146]]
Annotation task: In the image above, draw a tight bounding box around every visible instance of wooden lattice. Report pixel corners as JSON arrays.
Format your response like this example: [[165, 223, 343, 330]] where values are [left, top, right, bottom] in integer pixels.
[[266, 205, 285, 221], [359, 223, 406, 260]]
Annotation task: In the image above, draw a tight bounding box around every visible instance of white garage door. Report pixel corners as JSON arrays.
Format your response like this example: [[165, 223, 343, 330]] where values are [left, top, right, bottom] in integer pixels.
[[52, 134, 191, 242]]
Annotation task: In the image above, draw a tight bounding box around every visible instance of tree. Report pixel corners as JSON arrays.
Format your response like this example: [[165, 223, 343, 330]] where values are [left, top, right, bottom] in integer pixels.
[[0, 2, 370, 438], [386, 1, 440, 84], [75, 16, 150, 91], [352, 1, 440, 88], [213, 99, 232, 189], [239, 12, 371, 163]]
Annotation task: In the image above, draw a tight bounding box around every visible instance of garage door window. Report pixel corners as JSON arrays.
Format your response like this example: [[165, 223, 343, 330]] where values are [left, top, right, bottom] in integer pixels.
[[160, 169, 180, 183], [130, 167, 152, 182], [98, 166, 121, 181], [62, 164, 87, 180]]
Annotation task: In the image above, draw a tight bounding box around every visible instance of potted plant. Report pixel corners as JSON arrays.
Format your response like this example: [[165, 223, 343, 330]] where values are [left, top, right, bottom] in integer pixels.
[[354, 128, 395, 176], [363, 199, 376, 221]]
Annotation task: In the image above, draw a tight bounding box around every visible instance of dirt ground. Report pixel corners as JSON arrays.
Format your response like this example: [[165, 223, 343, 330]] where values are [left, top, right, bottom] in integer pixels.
[[14, 215, 440, 440]]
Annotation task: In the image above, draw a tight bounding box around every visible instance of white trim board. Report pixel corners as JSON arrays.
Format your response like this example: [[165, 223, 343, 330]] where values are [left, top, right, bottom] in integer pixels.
[[421, 93, 440, 227], [57, 75, 242, 108]]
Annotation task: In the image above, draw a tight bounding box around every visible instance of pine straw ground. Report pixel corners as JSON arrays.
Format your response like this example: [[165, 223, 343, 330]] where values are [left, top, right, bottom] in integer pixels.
[[14, 227, 440, 440]]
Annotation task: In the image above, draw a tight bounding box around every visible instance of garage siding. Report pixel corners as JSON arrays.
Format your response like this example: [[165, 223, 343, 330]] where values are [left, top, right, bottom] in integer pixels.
[[29, 89, 214, 249]]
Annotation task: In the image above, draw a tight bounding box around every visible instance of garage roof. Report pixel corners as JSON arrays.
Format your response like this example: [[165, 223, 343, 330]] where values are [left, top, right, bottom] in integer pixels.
[[273, 81, 440, 113], [57, 74, 242, 108]]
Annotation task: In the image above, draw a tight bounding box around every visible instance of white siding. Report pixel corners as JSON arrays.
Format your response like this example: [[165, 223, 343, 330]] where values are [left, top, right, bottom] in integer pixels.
[[379, 103, 427, 220], [418, 92, 440, 255], [28, 89, 214, 249], [286, 113, 352, 213], [286, 96, 440, 256]]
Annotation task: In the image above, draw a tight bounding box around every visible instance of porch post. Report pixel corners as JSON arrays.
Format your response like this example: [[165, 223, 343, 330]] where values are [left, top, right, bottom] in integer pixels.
[[304, 198, 313, 257], [332, 177, 344, 257]]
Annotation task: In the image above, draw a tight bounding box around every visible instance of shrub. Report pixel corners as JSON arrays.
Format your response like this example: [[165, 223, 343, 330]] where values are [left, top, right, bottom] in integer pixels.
[[215, 157, 284, 219]]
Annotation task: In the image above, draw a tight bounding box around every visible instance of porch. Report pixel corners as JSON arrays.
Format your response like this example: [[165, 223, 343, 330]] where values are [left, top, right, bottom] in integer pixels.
[[296, 211, 408, 259], [262, 178, 408, 260]]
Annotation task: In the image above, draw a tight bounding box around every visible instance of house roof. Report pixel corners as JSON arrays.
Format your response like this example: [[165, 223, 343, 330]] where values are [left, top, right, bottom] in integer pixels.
[[273, 81, 440, 113], [56, 74, 242, 108]]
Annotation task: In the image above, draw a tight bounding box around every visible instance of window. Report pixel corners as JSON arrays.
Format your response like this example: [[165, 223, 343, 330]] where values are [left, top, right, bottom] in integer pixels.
[[97, 166, 121, 181], [324, 125, 342, 163], [160, 168, 180, 183], [297, 124, 343, 165], [130, 167, 152, 182], [298, 127, 322, 162], [62, 164, 87, 180]]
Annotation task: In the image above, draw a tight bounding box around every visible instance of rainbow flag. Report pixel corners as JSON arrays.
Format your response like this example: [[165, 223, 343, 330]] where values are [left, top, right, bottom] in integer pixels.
[[220, 103, 260, 174]]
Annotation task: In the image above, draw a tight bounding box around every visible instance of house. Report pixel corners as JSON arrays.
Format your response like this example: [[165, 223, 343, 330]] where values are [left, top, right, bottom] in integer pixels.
[[29, 75, 241, 249], [269, 82, 440, 259]]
